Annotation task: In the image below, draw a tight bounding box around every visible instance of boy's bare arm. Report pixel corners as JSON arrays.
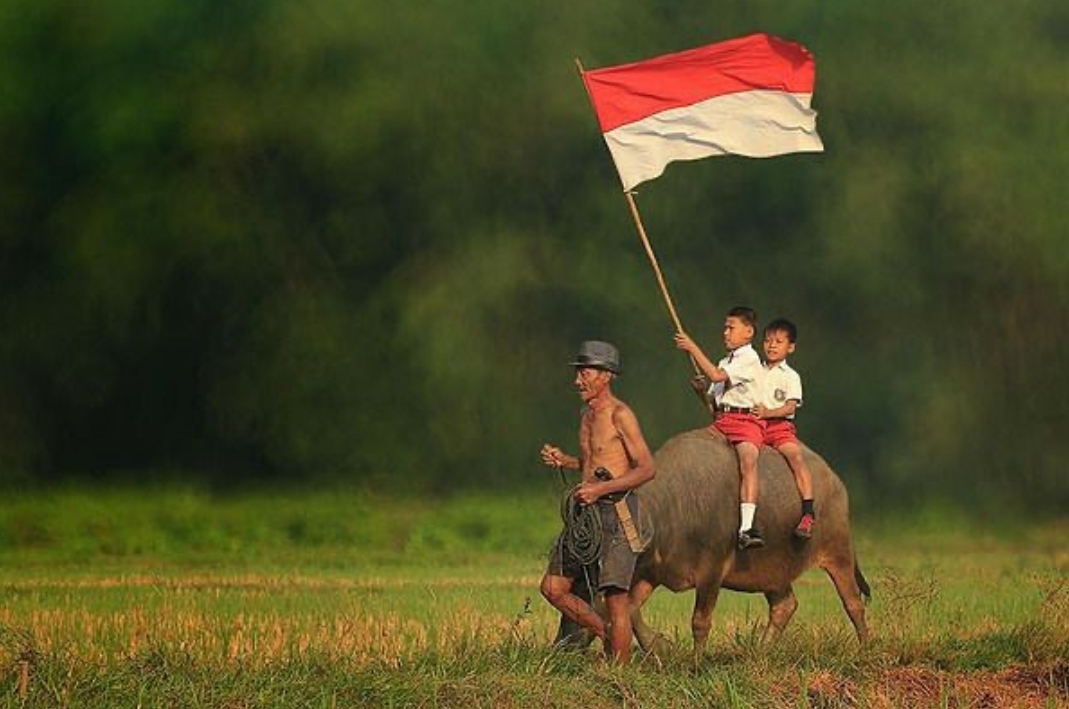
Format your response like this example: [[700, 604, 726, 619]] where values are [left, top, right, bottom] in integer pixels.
[[689, 373, 713, 401], [754, 400, 799, 419], [674, 332, 728, 382]]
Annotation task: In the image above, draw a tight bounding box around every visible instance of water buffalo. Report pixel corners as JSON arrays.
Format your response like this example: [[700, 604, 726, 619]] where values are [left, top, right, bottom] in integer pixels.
[[557, 427, 870, 653]]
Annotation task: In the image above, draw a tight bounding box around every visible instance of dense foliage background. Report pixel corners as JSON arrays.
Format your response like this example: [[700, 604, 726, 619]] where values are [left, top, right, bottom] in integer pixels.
[[1, 0, 1066, 511]]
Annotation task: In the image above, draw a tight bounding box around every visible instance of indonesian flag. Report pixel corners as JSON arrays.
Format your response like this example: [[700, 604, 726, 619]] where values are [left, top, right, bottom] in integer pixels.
[[582, 33, 824, 191]]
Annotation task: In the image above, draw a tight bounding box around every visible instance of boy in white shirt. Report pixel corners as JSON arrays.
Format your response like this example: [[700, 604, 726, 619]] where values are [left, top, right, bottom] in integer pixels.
[[754, 318, 815, 538], [675, 306, 767, 550]]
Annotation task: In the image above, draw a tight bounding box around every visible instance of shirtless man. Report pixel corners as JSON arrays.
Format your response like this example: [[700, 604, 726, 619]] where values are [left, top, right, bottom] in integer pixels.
[[539, 340, 656, 663]]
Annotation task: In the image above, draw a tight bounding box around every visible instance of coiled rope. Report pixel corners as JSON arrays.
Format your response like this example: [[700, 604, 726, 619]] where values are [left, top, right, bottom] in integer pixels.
[[559, 486, 603, 567]]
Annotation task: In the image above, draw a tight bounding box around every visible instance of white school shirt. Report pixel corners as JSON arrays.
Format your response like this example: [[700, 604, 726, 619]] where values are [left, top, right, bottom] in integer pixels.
[[761, 360, 803, 419], [708, 343, 763, 408]]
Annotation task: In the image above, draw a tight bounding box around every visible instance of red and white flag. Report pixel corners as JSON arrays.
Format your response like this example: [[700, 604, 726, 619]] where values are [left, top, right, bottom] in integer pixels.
[[582, 33, 824, 191]]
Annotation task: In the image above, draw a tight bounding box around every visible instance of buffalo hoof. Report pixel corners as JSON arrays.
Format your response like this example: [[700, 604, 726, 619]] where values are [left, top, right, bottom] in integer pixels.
[[642, 632, 673, 658], [553, 628, 596, 651]]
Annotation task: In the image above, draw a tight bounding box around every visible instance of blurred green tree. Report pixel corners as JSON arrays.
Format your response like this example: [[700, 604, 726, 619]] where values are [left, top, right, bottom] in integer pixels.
[[0, 0, 1065, 512]]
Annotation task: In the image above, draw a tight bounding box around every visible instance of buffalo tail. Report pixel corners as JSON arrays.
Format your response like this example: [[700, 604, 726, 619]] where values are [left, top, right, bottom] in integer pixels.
[[854, 555, 872, 601]]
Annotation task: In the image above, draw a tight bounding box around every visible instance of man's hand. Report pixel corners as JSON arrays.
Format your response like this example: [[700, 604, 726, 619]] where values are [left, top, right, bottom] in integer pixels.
[[752, 404, 770, 419], [574, 481, 603, 505], [540, 444, 567, 468]]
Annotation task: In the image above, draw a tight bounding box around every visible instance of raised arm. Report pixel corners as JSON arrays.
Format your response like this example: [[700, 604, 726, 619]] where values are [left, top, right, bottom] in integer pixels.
[[674, 332, 728, 382]]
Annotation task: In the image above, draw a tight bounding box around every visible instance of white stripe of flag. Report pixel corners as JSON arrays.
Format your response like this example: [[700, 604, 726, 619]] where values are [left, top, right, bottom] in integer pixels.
[[583, 34, 824, 191]]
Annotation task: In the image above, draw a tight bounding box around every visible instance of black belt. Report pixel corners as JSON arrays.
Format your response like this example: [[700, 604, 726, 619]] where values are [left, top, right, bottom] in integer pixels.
[[594, 467, 626, 502], [716, 405, 753, 415]]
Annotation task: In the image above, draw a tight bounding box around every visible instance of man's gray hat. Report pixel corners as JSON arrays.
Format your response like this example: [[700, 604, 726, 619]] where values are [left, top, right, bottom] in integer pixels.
[[570, 340, 621, 374]]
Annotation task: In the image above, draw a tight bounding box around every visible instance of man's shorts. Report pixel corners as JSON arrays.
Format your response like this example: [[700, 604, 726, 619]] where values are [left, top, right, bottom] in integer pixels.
[[546, 494, 641, 593], [763, 418, 799, 448], [713, 412, 765, 447]]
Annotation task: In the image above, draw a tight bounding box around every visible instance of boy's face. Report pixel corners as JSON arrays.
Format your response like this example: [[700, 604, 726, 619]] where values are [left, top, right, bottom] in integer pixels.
[[722, 316, 754, 351], [763, 329, 796, 364]]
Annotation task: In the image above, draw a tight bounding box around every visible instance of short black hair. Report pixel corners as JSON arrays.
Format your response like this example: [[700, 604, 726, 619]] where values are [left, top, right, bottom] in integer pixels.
[[764, 318, 797, 343], [726, 306, 757, 329]]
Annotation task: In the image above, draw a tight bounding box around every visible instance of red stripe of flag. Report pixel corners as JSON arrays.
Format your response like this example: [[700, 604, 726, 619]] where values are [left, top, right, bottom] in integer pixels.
[[583, 33, 817, 133]]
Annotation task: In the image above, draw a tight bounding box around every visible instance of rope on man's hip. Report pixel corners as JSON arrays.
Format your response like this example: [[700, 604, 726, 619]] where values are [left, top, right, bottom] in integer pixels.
[[559, 490, 604, 567], [559, 469, 645, 566]]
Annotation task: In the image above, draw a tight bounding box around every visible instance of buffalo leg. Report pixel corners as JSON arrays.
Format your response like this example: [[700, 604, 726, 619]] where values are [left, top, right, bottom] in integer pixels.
[[629, 579, 670, 654], [761, 585, 798, 644], [823, 556, 870, 643], [691, 584, 722, 655]]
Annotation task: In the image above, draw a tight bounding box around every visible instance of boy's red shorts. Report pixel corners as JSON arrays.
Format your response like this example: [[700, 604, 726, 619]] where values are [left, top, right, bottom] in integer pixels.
[[763, 419, 799, 448], [712, 413, 765, 447]]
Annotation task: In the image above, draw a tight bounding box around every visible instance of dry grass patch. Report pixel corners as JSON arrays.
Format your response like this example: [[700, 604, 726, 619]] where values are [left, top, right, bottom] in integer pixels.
[[795, 662, 1069, 709]]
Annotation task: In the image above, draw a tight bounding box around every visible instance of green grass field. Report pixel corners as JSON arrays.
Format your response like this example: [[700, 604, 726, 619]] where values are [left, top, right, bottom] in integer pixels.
[[1, 488, 1066, 708]]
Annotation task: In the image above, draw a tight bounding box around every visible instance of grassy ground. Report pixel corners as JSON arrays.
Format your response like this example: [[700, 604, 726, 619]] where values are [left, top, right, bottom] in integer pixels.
[[0, 488, 1066, 708]]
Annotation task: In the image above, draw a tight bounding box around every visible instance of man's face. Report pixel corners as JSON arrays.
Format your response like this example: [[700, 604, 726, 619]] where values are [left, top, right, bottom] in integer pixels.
[[762, 329, 796, 364], [574, 367, 611, 401], [722, 316, 754, 350]]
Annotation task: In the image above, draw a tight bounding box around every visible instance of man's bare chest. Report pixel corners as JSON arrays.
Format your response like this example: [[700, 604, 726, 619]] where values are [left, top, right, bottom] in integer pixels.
[[580, 411, 621, 453]]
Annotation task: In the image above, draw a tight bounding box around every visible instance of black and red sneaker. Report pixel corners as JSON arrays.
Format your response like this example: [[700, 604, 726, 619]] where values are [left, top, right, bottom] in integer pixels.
[[794, 513, 815, 539], [737, 528, 765, 550]]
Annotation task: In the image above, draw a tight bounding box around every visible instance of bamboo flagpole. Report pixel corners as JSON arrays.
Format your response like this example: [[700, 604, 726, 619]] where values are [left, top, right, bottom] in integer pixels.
[[621, 189, 685, 334], [574, 58, 703, 380], [574, 58, 686, 334], [575, 36, 824, 409]]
